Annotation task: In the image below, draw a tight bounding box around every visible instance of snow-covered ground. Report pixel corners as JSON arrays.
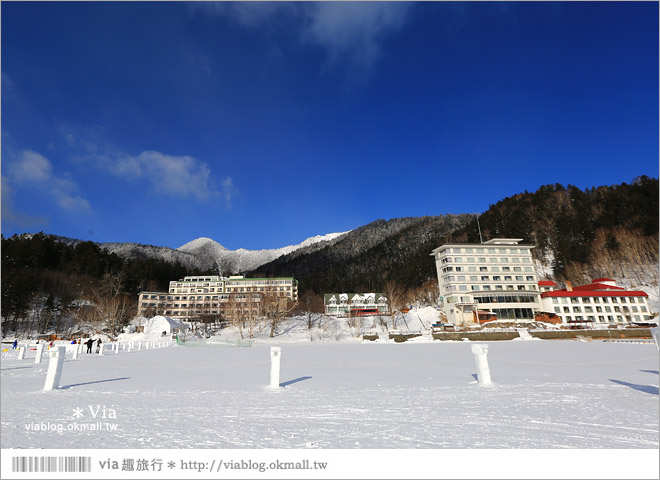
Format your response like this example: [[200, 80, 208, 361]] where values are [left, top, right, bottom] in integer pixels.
[[2, 330, 657, 450]]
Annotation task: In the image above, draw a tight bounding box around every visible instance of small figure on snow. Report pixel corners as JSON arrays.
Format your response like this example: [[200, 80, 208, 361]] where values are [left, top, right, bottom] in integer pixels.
[[12, 340, 18, 350], [96, 338, 102, 353], [48, 341, 54, 349], [86, 338, 94, 353]]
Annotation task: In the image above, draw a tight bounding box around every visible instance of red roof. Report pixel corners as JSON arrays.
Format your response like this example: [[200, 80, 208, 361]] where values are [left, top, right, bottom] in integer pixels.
[[542, 290, 647, 298], [538, 281, 558, 286], [572, 283, 625, 291], [592, 278, 615, 282]]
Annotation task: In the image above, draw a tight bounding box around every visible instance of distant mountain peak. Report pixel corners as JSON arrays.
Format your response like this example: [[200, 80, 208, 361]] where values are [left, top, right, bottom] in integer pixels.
[[177, 237, 228, 252]]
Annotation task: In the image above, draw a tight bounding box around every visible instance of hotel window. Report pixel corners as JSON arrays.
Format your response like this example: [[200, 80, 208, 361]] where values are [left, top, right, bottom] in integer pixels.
[[492, 276, 501, 281], [584, 306, 593, 313], [605, 306, 612, 313], [515, 276, 523, 281], [498, 249, 507, 254], [476, 248, 484, 253], [459, 285, 467, 291], [554, 307, 561, 313], [611, 297, 618, 303], [457, 276, 466, 281], [495, 285, 503, 290], [468, 267, 477, 272], [491, 267, 500, 272], [596, 306, 603, 312], [552, 298, 558, 304], [502, 267, 511, 272], [504, 276, 512, 281], [598, 316, 605, 322], [570, 298, 580, 304], [563, 307, 570, 313], [512, 258, 520, 263], [455, 267, 464, 272], [481, 276, 489, 281], [470, 276, 478, 281]]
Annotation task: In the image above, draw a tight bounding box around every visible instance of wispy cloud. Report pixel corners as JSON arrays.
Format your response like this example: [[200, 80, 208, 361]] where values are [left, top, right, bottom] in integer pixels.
[[191, 2, 412, 85], [118, 150, 219, 202], [64, 127, 235, 206], [5, 150, 91, 214], [301, 2, 410, 80]]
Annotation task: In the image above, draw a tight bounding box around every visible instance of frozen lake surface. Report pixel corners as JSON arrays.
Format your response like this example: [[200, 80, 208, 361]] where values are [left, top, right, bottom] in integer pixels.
[[1, 339, 658, 450]]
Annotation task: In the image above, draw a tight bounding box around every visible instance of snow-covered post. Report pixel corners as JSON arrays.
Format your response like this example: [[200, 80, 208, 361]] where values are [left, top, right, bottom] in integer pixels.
[[651, 327, 660, 351], [269, 346, 282, 388], [43, 347, 66, 391], [72, 346, 79, 360], [98, 343, 104, 356], [127, 342, 132, 353], [17, 346, 26, 360], [471, 344, 492, 386], [114, 342, 120, 354], [34, 343, 44, 364], [137, 342, 142, 351]]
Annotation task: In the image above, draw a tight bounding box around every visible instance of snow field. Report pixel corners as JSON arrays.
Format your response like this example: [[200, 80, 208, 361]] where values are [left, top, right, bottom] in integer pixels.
[[1, 339, 658, 450]]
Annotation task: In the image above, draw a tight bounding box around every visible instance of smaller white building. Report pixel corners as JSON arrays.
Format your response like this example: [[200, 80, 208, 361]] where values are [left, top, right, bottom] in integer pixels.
[[131, 316, 188, 336], [540, 278, 652, 326], [324, 293, 388, 316]]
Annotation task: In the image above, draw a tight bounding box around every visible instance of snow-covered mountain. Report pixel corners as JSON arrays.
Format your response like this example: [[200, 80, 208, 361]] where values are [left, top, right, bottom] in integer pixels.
[[176, 232, 349, 273]]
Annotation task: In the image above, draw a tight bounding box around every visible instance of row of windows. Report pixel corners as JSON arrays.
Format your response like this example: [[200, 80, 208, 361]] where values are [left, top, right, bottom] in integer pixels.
[[439, 247, 531, 255], [490, 308, 535, 320], [474, 294, 539, 304], [446, 285, 537, 292], [562, 315, 649, 323], [444, 275, 536, 283], [442, 266, 534, 274], [554, 305, 648, 314], [550, 296, 646, 305], [441, 256, 531, 264]]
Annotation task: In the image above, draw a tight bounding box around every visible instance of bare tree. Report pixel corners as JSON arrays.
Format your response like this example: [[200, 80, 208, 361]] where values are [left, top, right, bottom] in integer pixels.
[[299, 291, 324, 340], [383, 280, 406, 330]]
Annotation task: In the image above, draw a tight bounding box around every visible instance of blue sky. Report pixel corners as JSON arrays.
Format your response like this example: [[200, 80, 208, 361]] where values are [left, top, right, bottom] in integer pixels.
[[2, 2, 658, 250]]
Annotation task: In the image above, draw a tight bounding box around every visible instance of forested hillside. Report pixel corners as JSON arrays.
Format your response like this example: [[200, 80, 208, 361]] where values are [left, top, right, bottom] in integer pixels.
[[252, 177, 659, 293], [252, 214, 474, 292]]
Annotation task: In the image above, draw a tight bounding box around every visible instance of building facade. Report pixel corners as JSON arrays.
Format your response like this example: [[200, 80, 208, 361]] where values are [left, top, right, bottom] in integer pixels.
[[138, 275, 298, 321], [323, 293, 389, 316], [430, 238, 542, 326], [540, 278, 652, 326]]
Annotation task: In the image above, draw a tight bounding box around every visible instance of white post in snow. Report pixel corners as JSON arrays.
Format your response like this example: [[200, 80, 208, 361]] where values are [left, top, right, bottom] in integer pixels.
[[77, 342, 83, 356], [17, 346, 26, 360], [127, 342, 132, 353], [98, 343, 104, 356], [72, 346, 79, 360], [114, 342, 120, 354], [270, 346, 282, 389], [137, 342, 142, 351], [471, 344, 492, 386], [43, 347, 66, 391], [35, 343, 44, 364], [122, 343, 126, 351], [651, 326, 660, 351]]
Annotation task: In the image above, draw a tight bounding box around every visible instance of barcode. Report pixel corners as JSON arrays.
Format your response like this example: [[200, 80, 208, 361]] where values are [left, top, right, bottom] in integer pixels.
[[11, 456, 91, 473]]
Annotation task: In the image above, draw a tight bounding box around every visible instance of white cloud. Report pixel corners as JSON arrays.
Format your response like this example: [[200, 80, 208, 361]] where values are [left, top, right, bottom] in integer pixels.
[[128, 150, 217, 201], [191, 2, 412, 84], [301, 2, 410, 74], [6, 150, 91, 214], [62, 126, 236, 207], [7, 150, 53, 182]]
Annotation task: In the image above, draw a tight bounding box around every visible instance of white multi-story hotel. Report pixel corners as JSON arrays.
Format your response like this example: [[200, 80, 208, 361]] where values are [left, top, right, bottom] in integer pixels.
[[540, 278, 652, 326], [138, 275, 298, 321], [430, 238, 541, 326]]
